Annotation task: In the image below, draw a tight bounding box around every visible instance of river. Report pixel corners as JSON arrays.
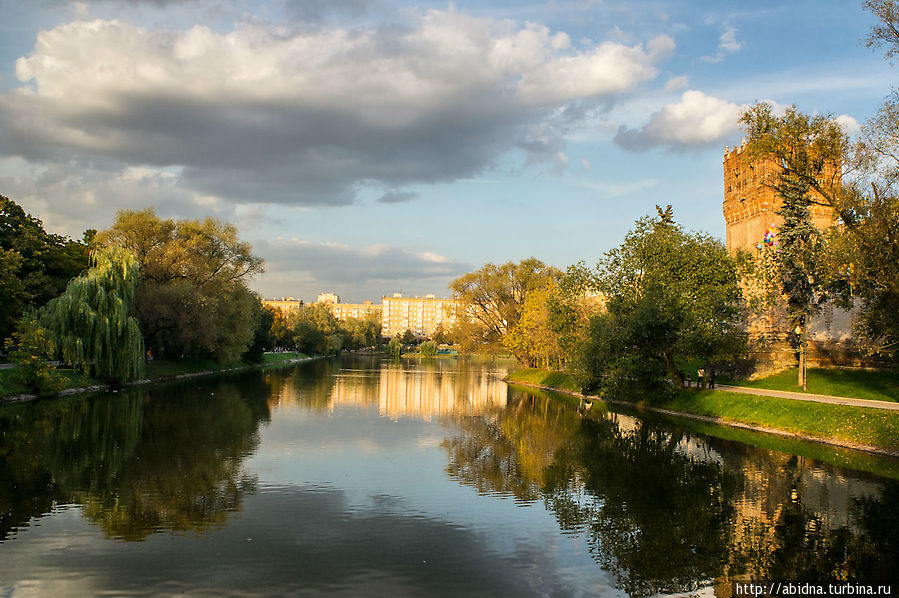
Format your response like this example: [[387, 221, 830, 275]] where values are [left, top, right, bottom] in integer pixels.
[[0, 355, 897, 596]]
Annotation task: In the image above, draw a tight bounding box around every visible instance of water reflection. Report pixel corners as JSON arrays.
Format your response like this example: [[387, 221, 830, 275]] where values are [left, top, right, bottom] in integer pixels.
[[0, 356, 898, 597], [265, 356, 509, 420], [0, 376, 271, 541], [443, 387, 899, 595]]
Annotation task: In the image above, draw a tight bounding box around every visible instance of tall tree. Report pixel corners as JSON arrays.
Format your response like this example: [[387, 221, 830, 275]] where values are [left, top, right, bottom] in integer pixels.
[[0, 196, 89, 341], [41, 246, 145, 383], [776, 175, 827, 389], [450, 258, 561, 358], [580, 209, 745, 398], [94, 209, 263, 362]]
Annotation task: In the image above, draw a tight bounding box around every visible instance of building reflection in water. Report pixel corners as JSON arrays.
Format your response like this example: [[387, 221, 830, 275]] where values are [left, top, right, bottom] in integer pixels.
[[267, 357, 510, 420]]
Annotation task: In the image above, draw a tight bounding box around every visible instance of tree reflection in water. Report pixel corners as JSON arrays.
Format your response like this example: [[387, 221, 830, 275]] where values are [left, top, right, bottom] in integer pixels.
[[443, 388, 899, 596], [0, 375, 271, 541]]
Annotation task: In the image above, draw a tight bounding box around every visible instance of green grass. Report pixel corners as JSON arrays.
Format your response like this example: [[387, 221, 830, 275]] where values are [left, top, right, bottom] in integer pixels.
[[506, 368, 581, 393], [506, 367, 899, 454], [720, 367, 899, 402], [659, 388, 899, 452]]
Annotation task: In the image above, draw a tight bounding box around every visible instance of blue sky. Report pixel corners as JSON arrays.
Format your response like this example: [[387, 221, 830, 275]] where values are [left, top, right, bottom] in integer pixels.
[[0, 0, 892, 302]]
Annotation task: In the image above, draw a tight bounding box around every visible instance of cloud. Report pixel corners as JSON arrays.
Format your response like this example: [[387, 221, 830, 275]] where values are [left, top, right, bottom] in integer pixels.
[[252, 236, 471, 301], [613, 90, 745, 152], [0, 9, 674, 227], [835, 114, 861, 136], [702, 25, 743, 63], [578, 178, 660, 198], [376, 190, 419, 204], [663, 75, 689, 92]]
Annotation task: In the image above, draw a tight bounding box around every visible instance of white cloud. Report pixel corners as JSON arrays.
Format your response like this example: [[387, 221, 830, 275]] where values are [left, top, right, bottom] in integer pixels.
[[663, 75, 689, 92], [835, 114, 861, 136], [718, 26, 743, 53], [0, 9, 674, 224], [614, 90, 745, 152], [702, 25, 743, 63]]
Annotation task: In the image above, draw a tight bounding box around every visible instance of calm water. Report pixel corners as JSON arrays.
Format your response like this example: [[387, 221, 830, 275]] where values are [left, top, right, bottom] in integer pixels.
[[1, 355, 897, 597]]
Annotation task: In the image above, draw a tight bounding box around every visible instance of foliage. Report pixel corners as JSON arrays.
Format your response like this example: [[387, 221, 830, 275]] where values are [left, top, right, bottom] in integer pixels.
[[3, 315, 66, 395], [339, 313, 381, 349], [776, 173, 829, 387], [94, 209, 263, 362], [0, 196, 90, 342], [431, 322, 448, 344], [288, 303, 342, 356], [864, 0, 899, 61], [450, 257, 561, 358], [402, 329, 416, 345], [269, 307, 293, 349], [243, 302, 276, 364], [742, 99, 899, 361], [579, 209, 745, 399], [40, 246, 145, 383], [503, 283, 564, 368], [419, 340, 438, 357], [388, 337, 403, 358]]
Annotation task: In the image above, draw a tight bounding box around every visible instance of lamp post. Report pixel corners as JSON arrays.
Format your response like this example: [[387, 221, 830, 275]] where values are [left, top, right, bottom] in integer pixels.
[[794, 323, 807, 391]]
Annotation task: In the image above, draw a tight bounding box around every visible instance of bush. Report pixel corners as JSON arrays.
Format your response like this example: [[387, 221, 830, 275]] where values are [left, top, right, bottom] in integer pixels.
[[420, 340, 438, 357], [4, 316, 66, 396]]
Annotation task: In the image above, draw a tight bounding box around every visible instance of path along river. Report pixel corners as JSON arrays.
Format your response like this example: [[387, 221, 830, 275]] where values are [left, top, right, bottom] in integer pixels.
[[0, 354, 897, 596]]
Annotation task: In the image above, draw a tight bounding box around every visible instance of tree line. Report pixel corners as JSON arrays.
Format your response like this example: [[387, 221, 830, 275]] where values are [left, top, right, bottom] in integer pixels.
[[0, 204, 382, 395], [443, 3, 899, 399]]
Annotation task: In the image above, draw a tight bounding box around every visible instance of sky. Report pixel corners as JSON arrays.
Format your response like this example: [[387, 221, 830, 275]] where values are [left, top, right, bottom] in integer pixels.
[[0, 0, 893, 302]]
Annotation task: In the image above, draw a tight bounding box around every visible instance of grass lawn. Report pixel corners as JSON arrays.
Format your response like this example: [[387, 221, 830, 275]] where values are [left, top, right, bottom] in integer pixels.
[[506, 368, 581, 393], [661, 388, 899, 453], [720, 367, 899, 403], [505, 367, 899, 454]]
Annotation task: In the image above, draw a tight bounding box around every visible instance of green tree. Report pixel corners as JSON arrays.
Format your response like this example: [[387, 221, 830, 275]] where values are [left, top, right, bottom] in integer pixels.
[[450, 258, 561, 357], [776, 174, 828, 388], [0, 196, 90, 341], [740, 99, 899, 362], [339, 313, 380, 350], [3, 315, 65, 395], [243, 302, 277, 364], [94, 209, 263, 362], [288, 303, 343, 355], [581, 209, 745, 398], [388, 337, 403, 358], [419, 340, 438, 357], [41, 246, 145, 383], [402, 329, 416, 345]]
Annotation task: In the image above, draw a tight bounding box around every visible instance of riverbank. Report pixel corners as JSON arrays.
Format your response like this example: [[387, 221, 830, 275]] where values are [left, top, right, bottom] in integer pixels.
[[505, 368, 899, 457], [0, 352, 319, 405]]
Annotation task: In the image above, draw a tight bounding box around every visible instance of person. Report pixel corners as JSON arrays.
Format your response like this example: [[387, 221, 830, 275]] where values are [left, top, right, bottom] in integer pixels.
[[709, 368, 716, 389], [697, 368, 705, 389]]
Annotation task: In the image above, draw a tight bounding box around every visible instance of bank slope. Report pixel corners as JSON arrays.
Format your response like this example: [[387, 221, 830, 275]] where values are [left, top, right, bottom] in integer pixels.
[[505, 368, 899, 455]]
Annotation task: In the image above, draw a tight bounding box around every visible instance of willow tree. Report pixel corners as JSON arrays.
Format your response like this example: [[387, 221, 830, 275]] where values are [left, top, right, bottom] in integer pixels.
[[42, 246, 145, 383]]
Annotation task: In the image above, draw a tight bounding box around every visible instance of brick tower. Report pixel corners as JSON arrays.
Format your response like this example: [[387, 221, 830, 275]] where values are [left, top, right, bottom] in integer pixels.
[[722, 141, 837, 254]]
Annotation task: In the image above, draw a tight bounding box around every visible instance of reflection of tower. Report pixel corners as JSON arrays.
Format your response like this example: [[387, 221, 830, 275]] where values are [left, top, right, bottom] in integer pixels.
[[722, 143, 837, 254]]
